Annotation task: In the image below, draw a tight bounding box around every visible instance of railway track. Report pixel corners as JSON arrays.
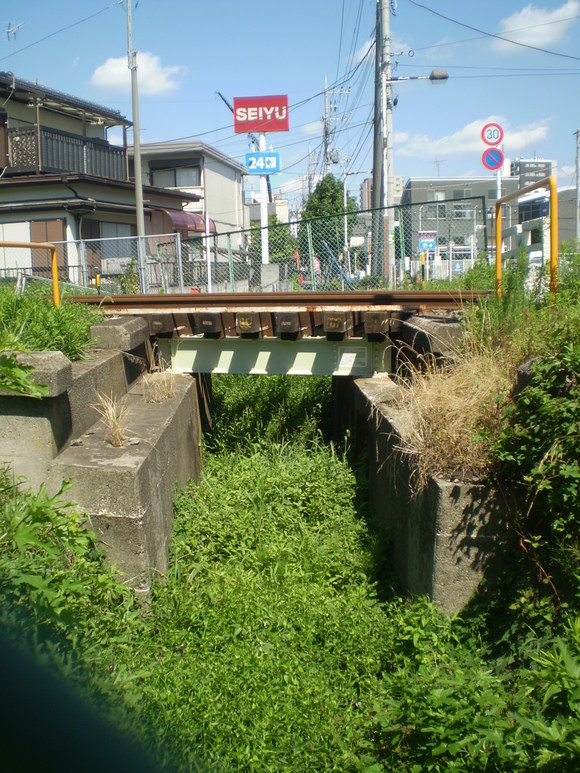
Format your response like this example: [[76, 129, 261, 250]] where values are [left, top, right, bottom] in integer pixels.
[[72, 289, 488, 315]]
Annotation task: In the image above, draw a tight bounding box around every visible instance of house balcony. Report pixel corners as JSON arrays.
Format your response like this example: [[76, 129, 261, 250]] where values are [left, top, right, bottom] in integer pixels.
[[6, 126, 127, 181]]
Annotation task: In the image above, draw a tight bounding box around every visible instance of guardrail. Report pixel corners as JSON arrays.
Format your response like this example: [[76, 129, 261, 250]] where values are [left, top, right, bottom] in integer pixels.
[[0, 241, 60, 306]]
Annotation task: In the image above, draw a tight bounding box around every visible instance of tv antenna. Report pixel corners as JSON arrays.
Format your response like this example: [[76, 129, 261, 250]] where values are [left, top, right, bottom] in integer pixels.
[[6, 21, 25, 41], [434, 159, 446, 176]]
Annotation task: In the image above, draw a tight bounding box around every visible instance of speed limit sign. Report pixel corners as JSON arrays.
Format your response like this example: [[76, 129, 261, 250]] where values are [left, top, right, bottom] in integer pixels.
[[481, 122, 504, 146]]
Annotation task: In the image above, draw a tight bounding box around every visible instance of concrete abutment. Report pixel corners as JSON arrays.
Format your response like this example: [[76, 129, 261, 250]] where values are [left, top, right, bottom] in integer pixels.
[[1, 313, 500, 611]]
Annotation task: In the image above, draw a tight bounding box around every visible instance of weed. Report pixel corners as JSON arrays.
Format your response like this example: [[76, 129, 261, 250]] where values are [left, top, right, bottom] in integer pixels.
[[142, 367, 175, 403], [92, 392, 128, 447], [0, 284, 100, 360]]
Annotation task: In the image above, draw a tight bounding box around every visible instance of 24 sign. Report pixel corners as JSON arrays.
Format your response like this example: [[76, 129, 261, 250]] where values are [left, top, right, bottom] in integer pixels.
[[245, 152, 281, 174]]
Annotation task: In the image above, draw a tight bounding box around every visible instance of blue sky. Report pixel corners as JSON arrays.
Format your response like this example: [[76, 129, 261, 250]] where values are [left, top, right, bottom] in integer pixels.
[[2, 1, 579, 206]]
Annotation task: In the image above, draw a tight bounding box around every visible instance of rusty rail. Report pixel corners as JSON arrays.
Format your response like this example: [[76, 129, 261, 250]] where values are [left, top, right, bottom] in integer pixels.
[[72, 289, 488, 315]]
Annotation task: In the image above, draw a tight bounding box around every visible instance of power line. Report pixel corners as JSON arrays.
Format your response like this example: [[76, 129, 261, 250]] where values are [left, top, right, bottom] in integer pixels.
[[0, 2, 123, 63], [407, 0, 580, 62], [408, 12, 580, 55]]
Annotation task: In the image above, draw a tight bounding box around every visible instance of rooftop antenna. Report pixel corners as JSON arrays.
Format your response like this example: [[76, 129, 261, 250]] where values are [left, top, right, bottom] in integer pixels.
[[6, 21, 25, 41], [5, 22, 25, 90], [434, 159, 446, 176]]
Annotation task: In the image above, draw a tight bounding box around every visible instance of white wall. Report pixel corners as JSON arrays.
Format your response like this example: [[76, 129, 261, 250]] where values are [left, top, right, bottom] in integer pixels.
[[0, 222, 32, 273]]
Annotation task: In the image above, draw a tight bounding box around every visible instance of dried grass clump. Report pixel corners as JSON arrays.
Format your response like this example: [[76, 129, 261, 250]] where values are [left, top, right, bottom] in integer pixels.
[[394, 351, 512, 493], [92, 392, 128, 447], [142, 369, 175, 403]]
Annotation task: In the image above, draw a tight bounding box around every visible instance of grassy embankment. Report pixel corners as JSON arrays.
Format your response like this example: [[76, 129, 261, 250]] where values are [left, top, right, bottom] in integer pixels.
[[0, 258, 578, 770]]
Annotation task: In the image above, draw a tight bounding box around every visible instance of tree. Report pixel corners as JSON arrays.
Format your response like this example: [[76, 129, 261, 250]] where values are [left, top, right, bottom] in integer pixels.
[[301, 174, 358, 220], [297, 175, 359, 280]]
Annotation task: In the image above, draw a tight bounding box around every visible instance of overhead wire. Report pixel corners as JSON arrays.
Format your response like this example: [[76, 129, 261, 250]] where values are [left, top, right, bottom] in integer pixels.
[[407, 0, 580, 62], [0, 1, 123, 63]]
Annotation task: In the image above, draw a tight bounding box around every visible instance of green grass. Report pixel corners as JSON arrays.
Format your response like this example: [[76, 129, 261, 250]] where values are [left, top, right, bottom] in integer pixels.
[[0, 284, 100, 360]]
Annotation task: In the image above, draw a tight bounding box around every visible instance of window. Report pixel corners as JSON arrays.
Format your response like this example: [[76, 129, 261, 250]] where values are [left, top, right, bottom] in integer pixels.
[[453, 188, 471, 199], [150, 159, 201, 189], [454, 203, 472, 219], [426, 203, 446, 218]]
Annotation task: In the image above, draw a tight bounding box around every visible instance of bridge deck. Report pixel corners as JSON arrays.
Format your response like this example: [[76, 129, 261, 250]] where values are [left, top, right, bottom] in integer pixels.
[[76, 291, 481, 376]]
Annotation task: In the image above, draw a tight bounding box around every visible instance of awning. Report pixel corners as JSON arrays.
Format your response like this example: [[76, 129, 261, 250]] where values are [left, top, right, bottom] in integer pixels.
[[160, 209, 216, 234]]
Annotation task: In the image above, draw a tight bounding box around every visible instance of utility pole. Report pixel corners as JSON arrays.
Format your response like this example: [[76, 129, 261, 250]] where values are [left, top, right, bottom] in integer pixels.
[[127, 0, 147, 291], [383, 0, 395, 285], [323, 75, 331, 176], [371, 0, 391, 280], [322, 76, 349, 177], [575, 129, 580, 244]]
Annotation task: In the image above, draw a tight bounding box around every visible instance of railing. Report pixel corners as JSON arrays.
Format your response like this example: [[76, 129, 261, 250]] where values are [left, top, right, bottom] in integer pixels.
[[0, 241, 60, 306], [0, 199, 490, 295], [495, 176, 558, 295], [7, 126, 126, 181]]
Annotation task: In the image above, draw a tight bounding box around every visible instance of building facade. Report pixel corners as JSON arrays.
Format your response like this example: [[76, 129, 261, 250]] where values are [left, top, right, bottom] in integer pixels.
[[132, 141, 246, 235], [0, 71, 204, 283]]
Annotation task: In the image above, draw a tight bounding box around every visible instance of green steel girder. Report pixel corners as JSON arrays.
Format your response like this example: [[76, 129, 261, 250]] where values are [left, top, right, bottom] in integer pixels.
[[157, 336, 391, 377]]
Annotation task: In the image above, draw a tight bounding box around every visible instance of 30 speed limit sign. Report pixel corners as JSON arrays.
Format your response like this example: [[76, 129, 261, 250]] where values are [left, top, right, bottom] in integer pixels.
[[481, 122, 504, 146]]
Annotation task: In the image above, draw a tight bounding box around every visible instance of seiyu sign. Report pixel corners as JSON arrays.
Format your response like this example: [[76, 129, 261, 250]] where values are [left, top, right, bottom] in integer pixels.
[[233, 95, 289, 133]]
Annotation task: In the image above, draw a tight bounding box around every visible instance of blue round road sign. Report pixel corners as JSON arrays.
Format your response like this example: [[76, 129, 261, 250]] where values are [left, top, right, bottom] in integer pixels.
[[482, 147, 504, 171]]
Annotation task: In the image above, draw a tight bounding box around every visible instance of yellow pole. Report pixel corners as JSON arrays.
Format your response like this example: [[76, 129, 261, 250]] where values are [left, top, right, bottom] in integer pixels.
[[0, 241, 60, 307], [50, 246, 60, 307], [495, 202, 502, 296], [493, 175, 559, 298], [548, 175, 559, 295]]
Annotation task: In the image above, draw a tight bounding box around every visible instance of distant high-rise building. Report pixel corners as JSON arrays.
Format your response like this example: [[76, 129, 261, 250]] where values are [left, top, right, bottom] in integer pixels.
[[360, 176, 403, 210], [511, 158, 556, 188], [360, 178, 373, 210]]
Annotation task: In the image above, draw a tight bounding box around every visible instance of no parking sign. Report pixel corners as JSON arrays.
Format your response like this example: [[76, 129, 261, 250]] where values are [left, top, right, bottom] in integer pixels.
[[482, 146, 504, 171]]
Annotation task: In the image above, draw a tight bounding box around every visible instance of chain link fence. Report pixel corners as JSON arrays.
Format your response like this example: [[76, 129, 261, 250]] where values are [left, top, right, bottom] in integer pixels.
[[0, 197, 493, 294]]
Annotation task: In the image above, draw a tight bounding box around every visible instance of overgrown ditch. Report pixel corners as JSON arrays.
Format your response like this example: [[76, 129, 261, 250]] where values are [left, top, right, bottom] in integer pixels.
[[1, 369, 579, 772]]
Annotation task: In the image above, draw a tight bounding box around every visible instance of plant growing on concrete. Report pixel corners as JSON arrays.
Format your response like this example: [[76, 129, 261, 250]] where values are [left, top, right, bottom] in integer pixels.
[[92, 392, 128, 447], [142, 359, 175, 403], [0, 353, 48, 398]]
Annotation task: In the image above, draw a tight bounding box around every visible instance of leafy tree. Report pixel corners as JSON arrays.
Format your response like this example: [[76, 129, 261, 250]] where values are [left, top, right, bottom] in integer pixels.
[[297, 175, 359, 281], [301, 174, 358, 220]]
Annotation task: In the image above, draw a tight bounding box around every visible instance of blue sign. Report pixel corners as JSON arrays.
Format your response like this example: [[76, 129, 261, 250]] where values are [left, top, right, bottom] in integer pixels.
[[419, 233, 437, 252], [482, 147, 504, 171], [245, 151, 280, 174]]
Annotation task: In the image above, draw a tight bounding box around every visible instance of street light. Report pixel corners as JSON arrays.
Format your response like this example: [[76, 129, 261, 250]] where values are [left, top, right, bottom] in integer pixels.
[[381, 69, 448, 286]]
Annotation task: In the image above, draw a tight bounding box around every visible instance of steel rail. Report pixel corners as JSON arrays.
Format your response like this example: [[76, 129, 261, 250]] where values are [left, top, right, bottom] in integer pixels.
[[71, 290, 489, 315]]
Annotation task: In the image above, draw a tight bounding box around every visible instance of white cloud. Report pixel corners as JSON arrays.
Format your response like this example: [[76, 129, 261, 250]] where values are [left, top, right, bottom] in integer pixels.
[[351, 38, 374, 65], [396, 116, 551, 158], [303, 121, 323, 136], [90, 52, 185, 95], [493, 0, 580, 51]]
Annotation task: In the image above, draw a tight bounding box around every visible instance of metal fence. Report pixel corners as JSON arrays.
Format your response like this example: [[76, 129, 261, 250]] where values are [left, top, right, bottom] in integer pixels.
[[0, 198, 493, 294]]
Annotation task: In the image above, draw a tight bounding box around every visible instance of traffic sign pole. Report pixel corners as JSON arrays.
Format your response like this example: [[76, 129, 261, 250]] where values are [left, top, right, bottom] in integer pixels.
[[259, 132, 269, 265]]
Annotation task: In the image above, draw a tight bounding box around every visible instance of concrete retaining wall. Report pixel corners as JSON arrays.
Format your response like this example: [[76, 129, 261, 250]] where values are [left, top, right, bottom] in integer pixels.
[[0, 318, 202, 597], [351, 376, 502, 613]]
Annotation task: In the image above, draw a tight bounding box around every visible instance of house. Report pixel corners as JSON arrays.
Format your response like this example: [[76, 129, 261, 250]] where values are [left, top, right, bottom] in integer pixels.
[[0, 71, 204, 283], [131, 140, 247, 235]]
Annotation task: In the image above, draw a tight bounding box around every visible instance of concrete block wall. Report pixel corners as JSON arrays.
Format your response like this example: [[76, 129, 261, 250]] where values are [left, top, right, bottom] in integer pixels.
[[0, 318, 202, 597], [351, 376, 502, 614]]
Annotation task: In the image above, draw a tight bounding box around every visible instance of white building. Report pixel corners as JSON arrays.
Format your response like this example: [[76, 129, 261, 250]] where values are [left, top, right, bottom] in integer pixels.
[[131, 141, 247, 235]]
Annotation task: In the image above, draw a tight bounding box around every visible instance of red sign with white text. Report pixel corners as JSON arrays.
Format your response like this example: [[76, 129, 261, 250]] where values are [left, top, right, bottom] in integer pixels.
[[233, 95, 289, 133]]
